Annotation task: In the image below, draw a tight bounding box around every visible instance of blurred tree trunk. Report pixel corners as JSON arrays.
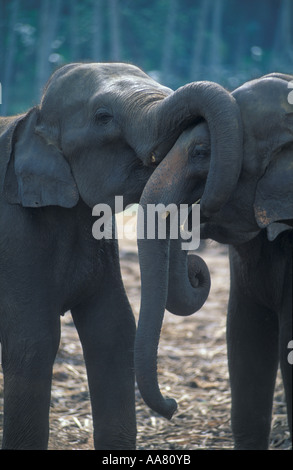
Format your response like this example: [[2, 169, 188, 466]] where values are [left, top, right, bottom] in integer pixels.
[[91, 0, 103, 61], [70, 0, 79, 61], [161, 0, 178, 83], [2, 0, 19, 115], [35, 0, 62, 100], [109, 0, 121, 61], [0, 0, 5, 77], [234, 3, 247, 76], [271, 0, 292, 69], [190, 0, 212, 80], [35, 0, 51, 98], [208, 0, 224, 82]]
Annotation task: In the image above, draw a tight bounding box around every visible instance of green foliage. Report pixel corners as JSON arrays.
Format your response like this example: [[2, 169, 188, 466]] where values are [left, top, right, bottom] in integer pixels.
[[0, 0, 292, 115]]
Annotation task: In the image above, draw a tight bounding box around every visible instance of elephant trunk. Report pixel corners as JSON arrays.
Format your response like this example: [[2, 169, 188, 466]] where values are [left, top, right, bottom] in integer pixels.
[[166, 239, 211, 316], [135, 82, 242, 419], [135, 233, 177, 420], [150, 81, 243, 217], [135, 186, 211, 419]]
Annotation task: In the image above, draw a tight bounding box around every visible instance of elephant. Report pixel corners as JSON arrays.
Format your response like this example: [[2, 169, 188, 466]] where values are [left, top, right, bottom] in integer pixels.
[[0, 61, 243, 449], [135, 72, 293, 449]]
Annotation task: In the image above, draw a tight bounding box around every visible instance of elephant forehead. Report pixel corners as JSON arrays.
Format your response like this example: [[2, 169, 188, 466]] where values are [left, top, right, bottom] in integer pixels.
[[40, 62, 171, 120], [152, 146, 190, 192], [40, 67, 98, 114], [43, 63, 169, 100], [146, 122, 210, 191], [186, 122, 210, 143], [174, 122, 210, 151]]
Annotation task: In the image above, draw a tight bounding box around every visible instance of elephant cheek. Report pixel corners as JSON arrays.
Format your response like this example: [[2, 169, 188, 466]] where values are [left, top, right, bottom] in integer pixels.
[[69, 158, 101, 208]]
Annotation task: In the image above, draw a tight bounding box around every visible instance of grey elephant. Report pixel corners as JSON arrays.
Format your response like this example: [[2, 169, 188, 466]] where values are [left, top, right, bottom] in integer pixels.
[[135, 73, 293, 449], [0, 62, 243, 449]]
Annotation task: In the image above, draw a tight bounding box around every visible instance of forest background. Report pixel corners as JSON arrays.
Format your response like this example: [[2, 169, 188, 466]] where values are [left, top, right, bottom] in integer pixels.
[[0, 0, 292, 116]]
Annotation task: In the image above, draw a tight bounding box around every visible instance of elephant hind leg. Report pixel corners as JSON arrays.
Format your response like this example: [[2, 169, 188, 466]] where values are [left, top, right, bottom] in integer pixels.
[[227, 290, 279, 450], [280, 323, 292, 442], [279, 271, 292, 441]]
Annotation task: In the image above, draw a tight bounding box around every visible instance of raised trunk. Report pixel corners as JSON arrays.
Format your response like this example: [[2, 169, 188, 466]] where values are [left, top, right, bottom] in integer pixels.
[[150, 81, 243, 217], [135, 81, 242, 419]]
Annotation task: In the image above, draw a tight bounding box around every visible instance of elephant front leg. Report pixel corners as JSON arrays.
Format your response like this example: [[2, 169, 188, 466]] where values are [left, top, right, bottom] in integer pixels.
[[71, 279, 137, 450], [227, 289, 279, 449], [1, 313, 60, 449]]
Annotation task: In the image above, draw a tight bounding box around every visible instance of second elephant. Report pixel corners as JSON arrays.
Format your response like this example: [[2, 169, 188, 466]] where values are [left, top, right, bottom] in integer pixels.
[[135, 73, 293, 449]]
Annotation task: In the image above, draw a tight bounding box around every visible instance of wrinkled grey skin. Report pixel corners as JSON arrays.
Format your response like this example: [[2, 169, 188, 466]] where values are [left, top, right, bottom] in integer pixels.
[[0, 62, 243, 449], [136, 73, 293, 449]]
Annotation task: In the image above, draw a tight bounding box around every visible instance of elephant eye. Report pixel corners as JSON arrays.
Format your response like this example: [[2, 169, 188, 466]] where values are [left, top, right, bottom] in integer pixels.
[[192, 144, 209, 159], [94, 109, 113, 125]]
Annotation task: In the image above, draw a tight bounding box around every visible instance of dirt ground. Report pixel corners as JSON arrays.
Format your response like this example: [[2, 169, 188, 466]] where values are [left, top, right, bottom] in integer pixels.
[[0, 216, 291, 450]]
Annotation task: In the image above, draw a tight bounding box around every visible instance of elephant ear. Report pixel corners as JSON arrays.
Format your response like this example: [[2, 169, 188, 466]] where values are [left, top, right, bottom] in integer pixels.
[[4, 108, 79, 208], [254, 146, 293, 233]]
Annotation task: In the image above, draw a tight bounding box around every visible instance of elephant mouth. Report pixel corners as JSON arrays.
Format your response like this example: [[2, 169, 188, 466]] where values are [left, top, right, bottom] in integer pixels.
[[148, 154, 160, 168], [145, 134, 187, 168]]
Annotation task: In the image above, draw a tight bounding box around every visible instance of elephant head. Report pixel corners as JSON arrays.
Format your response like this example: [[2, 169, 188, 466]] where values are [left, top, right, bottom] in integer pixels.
[[135, 73, 293, 419], [2, 63, 242, 217], [2, 63, 169, 210]]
